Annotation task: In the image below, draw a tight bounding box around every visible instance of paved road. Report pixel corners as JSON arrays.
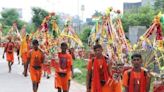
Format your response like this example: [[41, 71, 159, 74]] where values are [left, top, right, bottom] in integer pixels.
[[0, 48, 86, 92]]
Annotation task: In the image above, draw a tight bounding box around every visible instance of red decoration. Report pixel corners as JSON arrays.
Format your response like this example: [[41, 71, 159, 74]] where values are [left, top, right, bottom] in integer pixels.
[[153, 83, 164, 92], [143, 19, 163, 41], [156, 24, 163, 40]]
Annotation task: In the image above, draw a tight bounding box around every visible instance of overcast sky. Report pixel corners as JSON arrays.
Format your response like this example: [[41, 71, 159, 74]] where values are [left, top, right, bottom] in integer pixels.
[[0, 0, 141, 21]]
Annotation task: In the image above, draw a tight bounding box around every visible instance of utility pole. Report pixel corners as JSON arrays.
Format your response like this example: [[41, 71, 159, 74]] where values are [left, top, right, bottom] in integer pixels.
[[81, 5, 85, 22], [77, 0, 80, 33]]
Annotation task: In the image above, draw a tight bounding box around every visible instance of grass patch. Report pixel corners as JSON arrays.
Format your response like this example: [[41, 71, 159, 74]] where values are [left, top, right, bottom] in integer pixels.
[[150, 77, 155, 92], [73, 59, 87, 85]]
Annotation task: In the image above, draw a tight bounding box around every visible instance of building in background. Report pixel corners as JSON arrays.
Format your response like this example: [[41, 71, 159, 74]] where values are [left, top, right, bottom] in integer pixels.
[[129, 26, 146, 45], [123, 0, 155, 44], [123, 2, 141, 13], [142, 0, 155, 6], [123, 0, 155, 13]]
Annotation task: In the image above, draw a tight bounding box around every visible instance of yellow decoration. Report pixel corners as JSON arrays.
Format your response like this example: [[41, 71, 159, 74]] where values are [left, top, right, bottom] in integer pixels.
[[105, 8, 110, 16], [105, 7, 113, 16], [20, 36, 28, 56], [133, 44, 137, 50], [157, 40, 163, 49], [108, 39, 113, 44], [60, 33, 83, 47], [139, 36, 145, 41]]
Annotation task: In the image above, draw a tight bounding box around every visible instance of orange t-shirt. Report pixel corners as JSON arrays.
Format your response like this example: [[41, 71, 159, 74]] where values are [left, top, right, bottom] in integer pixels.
[[87, 58, 105, 80], [123, 71, 141, 92], [87, 58, 104, 71], [87, 58, 108, 92], [28, 50, 44, 67], [123, 70, 142, 87], [57, 53, 72, 75], [6, 42, 14, 53], [54, 53, 72, 91]]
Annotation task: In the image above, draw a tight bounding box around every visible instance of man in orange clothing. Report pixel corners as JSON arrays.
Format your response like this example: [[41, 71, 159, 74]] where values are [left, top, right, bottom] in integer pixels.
[[86, 44, 110, 92], [15, 38, 21, 64], [55, 42, 73, 92], [123, 53, 151, 92], [43, 53, 51, 79], [3, 37, 15, 73], [25, 39, 44, 92], [68, 48, 75, 60], [153, 74, 164, 92], [20, 35, 30, 76], [43, 61, 51, 79]]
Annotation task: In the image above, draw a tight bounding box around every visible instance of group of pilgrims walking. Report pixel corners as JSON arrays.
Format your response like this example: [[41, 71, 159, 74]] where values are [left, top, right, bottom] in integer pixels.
[[2, 34, 164, 92], [0, 8, 164, 92]]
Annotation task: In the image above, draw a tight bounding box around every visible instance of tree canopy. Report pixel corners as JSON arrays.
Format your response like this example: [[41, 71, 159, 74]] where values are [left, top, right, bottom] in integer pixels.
[[1, 9, 19, 26], [0, 9, 27, 35], [154, 0, 164, 13], [122, 5, 155, 32], [32, 7, 49, 28]]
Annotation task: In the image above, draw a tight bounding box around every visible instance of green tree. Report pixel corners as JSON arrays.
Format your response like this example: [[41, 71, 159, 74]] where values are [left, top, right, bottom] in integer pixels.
[[154, 0, 164, 13], [17, 20, 27, 30], [122, 5, 155, 32], [1, 9, 19, 26], [26, 23, 36, 33], [79, 28, 91, 43], [32, 7, 49, 28], [92, 10, 102, 17], [0, 9, 30, 35], [2, 25, 11, 35]]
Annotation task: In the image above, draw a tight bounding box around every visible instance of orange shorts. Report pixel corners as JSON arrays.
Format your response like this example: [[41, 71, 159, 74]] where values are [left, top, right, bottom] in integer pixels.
[[42, 64, 51, 74], [91, 80, 122, 92], [21, 53, 28, 64], [104, 80, 122, 92], [91, 84, 109, 92], [6, 53, 14, 62], [68, 71, 72, 80], [30, 67, 42, 83], [55, 74, 69, 91]]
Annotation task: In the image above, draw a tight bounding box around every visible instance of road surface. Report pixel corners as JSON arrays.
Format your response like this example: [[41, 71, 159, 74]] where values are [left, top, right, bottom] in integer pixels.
[[0, 48, 86, 92]]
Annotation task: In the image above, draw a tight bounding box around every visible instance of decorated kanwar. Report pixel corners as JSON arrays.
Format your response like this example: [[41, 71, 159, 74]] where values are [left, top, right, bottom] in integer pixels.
[[0, 2, 164, 92]]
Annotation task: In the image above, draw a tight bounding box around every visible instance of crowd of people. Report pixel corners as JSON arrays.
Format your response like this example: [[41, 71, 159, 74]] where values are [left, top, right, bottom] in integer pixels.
[[0, 13, 163, 92], [2, 34, 74, 92], [1, 35, 164, 92]]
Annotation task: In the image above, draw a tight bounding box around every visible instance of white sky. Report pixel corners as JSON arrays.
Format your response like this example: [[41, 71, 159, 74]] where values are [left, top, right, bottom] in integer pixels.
[[0, 0, 141, 22]]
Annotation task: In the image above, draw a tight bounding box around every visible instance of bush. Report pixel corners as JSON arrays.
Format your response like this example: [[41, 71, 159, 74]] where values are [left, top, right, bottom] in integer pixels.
[[79, 28, 91, 43], [2, 25, 10, 36], [73, 59, 87, 85]]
